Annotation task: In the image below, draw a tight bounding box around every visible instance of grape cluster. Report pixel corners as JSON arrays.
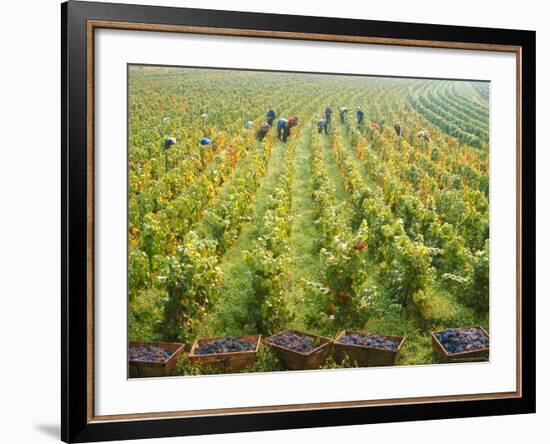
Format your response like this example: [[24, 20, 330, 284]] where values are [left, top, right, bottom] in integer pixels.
[[195, 336, 255, 355], [435, 327, 489, 354], [129, 345, 172, 362], [337, 333, 398, 351], [269, 332, 317, 354]]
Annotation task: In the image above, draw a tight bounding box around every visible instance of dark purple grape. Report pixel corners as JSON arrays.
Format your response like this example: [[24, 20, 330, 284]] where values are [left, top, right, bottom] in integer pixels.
[[268, 332, 318, 354], [435, 327, 489, 354], [337, 333, 398, 351], [195, 336, 255, 355], [129, 345, 172, 362]]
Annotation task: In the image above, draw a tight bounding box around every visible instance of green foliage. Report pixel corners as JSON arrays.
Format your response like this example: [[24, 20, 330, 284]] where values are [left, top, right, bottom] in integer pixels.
[[159, 231, 222, 344], [128, 246, 151, 302], [202, 139, 273, 252], [128, 289, 166, 342], [248, 345, 286, 373], [429, 223, 470, 275], [128, 68, 490, 371], [244, 239, 293, 334], [320, 355, 360, 369], [443, 240, 489, 314], [173, 354, 221, 376], [466, 240, 490, 312], [243, 143, 296, 335], [318, 221, 372, 325], [380, 232, 434, 307]]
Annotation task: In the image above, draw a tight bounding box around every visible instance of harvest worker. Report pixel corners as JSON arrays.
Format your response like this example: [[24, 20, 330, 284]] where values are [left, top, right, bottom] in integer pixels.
[[266, 105, 276, 126], [244, 120, 254, 129], [394, 121, 403, 137], [163, 137, 177, 172], [356, 107, 365, 126], [324, 106, 333, 124], [164, 136, 177, 149], [200, 137, 213, 146], [256, 122, 271, 141], [198, 137, 215, 168], [317, 118, 328, 135], [370, 122, 379, 130], [277, 116, 299, 143], [417, 130, 430, 142], [339, 107, 348, 123]]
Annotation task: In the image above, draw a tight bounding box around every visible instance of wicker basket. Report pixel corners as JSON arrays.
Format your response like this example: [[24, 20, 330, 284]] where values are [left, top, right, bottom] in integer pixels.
[[129, 341, 185, 378], [333, 330, 405, 367], [188, 335, 261, 372], [431, 326, 490, 363], [264, 330, 333, 370]]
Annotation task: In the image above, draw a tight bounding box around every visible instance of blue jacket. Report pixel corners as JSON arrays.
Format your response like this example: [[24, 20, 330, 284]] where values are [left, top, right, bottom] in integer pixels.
[[277, 118, 288, 130], [200, 137, 212, 146], [267, 110, 276, 119]]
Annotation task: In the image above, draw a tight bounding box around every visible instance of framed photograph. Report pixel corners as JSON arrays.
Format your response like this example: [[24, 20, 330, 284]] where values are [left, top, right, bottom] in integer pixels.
[[62, 1, 535, 442]]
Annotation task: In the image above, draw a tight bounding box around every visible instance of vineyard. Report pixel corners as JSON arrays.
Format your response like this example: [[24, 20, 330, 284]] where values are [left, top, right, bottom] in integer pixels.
[[128, 66, 490, 375]]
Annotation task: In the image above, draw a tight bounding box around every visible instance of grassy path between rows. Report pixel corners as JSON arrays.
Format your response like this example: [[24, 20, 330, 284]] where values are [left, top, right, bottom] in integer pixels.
[[285, 124, 322, 329], [195, 140, 288, 338]]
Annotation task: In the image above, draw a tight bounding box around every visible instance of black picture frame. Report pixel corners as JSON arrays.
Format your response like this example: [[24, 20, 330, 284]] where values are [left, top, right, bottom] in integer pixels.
[[62, 1, 536, 442]]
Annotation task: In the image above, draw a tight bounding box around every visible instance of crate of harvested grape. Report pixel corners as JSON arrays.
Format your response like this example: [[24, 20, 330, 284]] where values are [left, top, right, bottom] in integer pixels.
[[333, 330, 405, 367], [264, 330, 333, 370], [188, 335, 261, 372], [129, 342, 185, 378], [431, 326, 490, 363]]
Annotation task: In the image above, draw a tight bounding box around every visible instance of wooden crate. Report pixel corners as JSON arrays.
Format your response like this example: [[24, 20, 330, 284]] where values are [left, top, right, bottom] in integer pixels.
[[188, 335, 261, 372], [129, 341, 185, 378], [265, 330, 333, 370], [431, 326, 490, 363], [333, 330, 405, 367]]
